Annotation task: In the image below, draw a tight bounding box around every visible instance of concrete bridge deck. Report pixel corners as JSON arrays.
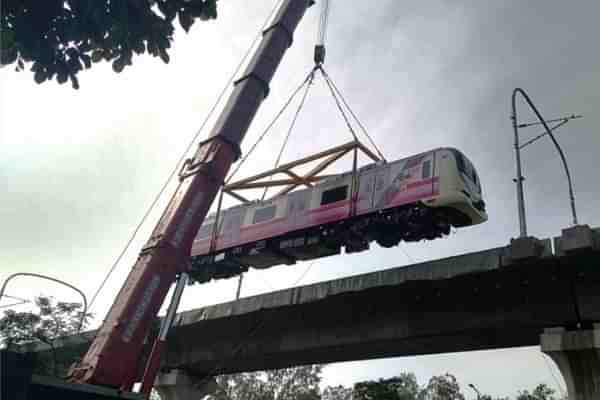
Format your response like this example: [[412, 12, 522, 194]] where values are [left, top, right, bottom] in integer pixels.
[[26, 227, 600, 383], [164, 229, 600, 376]]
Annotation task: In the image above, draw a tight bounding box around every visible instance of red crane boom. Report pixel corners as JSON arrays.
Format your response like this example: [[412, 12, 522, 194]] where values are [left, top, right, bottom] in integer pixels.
[[69, 0, 314, 390]]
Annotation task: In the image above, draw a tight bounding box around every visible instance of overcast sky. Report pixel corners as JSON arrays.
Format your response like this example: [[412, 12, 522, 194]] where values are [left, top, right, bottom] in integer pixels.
[[1, 1, 600, 398]]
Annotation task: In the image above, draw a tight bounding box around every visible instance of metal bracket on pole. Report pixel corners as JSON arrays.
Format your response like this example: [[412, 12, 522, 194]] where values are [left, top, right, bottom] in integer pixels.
[[511, 88, 581, 237]]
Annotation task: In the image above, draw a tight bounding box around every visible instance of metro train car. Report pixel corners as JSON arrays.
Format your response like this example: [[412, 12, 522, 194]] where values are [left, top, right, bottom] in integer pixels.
[[189, 147, 487, 282]]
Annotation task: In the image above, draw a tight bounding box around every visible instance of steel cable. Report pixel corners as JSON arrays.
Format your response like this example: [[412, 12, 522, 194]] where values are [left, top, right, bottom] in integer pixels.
[[260, 71, 315, 200], [225, 68, 317, 184], [321, 68, 387, 162], [88, 0, 285, 311]]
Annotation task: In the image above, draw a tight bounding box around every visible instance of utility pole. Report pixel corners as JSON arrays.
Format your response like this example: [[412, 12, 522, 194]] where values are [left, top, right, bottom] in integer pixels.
[[511, 88, 581, 237]]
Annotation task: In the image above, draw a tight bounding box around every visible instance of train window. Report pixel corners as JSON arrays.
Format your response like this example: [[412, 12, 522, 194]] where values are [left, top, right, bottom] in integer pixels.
[[472, 169, 482, 190], [196, 223, 214, 239], [253, 205, 276, 224], [422, 160, 431, 179], [321, 185, 348, 205]]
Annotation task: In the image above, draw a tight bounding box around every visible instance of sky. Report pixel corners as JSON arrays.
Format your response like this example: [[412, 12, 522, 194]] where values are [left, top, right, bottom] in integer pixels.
[[1, 0, 600, 398]]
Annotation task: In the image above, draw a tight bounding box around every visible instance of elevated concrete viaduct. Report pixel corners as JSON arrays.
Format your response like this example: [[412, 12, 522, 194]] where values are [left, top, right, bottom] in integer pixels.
[[165, 247, 592, 375], [27, 226, 600, 399]]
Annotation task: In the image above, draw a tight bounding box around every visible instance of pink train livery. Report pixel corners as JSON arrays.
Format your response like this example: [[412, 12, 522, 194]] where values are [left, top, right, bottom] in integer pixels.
[[189, 148, 487, 282]]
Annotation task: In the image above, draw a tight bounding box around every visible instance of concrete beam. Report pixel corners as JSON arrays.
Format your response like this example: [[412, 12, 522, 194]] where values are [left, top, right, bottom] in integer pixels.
[[165, 250, 600, 376], [23, 228, 600, 380], [541, 325, 600, 400]]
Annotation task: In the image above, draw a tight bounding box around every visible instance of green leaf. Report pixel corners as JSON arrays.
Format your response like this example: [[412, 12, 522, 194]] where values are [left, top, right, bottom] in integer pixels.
[[67, 57, 82, 74], [1, 47, 18, 65], [147, 41, 158, 56], [1, 29, 16, 50], [123, 49, 133, 66], [112, 57, 125, 73], [3, 0, 218, 86], [30, 62, 42, 72], [34, 69, 47, 84], [200, 0, 218, 20], [70, 74, 80, 90], [133, 41, 145, 55], [91, 50, 103, 63], [157, 0, 177, 21], [81, 54, 92, 69], [57, 71, 68, 84], [159, 48, 170, 63], [178, 10, 194, 33]]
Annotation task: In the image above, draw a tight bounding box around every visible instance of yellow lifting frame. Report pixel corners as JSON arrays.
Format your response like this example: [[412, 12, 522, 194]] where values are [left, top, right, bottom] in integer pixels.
[[223, 140, 381, 203]]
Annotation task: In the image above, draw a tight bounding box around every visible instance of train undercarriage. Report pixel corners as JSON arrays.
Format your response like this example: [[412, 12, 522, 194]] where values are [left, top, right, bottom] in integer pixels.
[[189, 203, 470, 284]]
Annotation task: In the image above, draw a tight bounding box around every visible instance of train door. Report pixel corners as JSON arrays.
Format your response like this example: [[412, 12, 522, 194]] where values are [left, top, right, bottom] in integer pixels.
[[372, 164, 389, 211], [356, 167, 377, 215], [377, 153, 436, 210], [219, 208, 245, 249], [420, 151, 436, 197], [286, 189, 310, 230]]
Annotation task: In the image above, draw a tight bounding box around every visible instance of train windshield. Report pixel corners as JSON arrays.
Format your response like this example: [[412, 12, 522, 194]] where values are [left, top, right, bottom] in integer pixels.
[[450, 149, 481, 193]]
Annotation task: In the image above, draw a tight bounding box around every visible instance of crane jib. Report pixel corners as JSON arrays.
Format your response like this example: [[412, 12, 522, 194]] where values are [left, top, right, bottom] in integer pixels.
[[68, 0, 314, 392]]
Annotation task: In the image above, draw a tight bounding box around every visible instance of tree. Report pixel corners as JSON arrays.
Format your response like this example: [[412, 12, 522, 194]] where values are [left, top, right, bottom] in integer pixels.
[[0, 0, 218, 88], [354, 373, 421, 400], [0, 295, 91, 377], [213, 365, 323, 400], [421, 374, 465, 400], [322, 385, 353, 400], [516, 384, 557, 400]]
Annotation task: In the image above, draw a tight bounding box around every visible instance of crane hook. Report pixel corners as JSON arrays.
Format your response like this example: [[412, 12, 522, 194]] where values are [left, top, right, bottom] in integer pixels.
[[314, 0, 330, 65]]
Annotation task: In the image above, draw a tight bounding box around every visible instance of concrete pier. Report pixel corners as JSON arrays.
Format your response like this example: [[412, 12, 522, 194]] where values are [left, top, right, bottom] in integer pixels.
[[541, 325, 600, 400]]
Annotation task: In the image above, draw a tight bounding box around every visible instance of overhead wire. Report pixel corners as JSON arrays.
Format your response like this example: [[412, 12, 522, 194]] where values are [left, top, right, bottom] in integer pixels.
[[88, 0, 285, 311], [1, 294, 29, 303], [291, 260, 316, 286], [320, 68, 387, 162], [261, 70, 316, 200], [318, 68, 359, 142], [0, 293, 30, 309], [0, 272, 88, 333], [519, 119, 570, 150], [316, 0, 330, 46], [313, 0, 385, 163], [225, 69, 317, 184], [398, 245, 416, 264]]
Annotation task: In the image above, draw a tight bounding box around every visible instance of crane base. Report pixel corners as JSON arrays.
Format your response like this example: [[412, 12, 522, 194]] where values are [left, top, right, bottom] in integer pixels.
[[2, 351, 144, 400], [27, 375, 145, 400]]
